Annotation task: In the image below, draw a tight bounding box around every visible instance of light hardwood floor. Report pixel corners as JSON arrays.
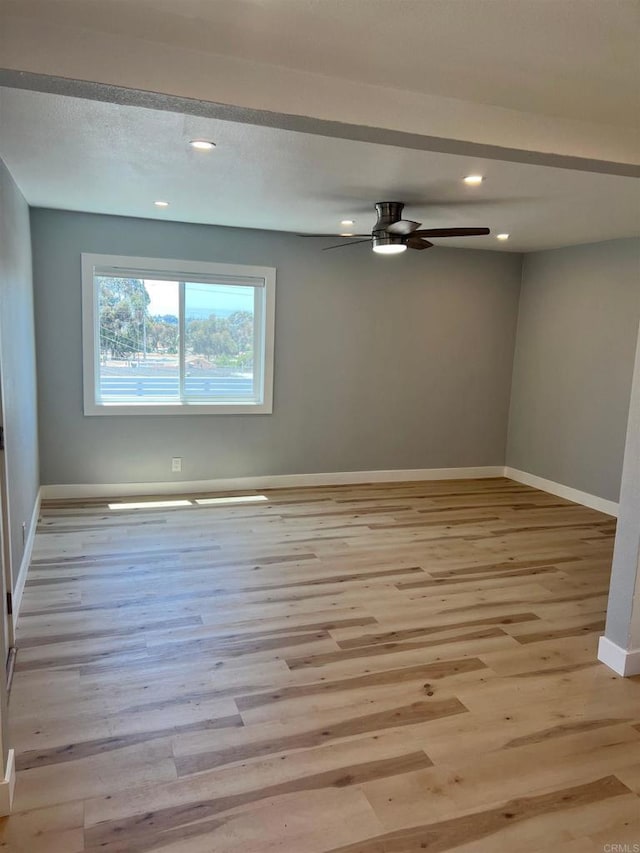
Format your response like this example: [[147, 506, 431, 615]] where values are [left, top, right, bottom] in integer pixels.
[[2, 477, 639, 852]]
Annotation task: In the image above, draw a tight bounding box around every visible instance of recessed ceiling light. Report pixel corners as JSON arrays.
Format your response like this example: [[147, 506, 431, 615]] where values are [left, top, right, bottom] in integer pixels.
[[154, 200, 169, 207], [340, 219, 355, 225], [189, 140, 216, 151], [373, 244, 407, 255], [496, 233, 510, 240], [340, 232, 355, 237], [463, 175, 484, 185]]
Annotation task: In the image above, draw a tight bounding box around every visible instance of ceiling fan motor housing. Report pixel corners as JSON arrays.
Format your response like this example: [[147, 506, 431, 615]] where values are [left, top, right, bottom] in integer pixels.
[[373, 201, 406, 250]]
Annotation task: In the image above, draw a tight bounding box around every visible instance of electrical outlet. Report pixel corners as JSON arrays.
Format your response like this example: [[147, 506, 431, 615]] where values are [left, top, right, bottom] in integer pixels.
[[171, 457, 182, 472]]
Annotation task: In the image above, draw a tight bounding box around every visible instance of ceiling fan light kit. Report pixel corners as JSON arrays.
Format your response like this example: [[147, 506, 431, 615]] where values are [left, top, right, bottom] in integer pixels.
[[372, 202, 410, 254], [299, 201, 491, 256], [372, 234, 407, 254], [372, 241, 407, 254]]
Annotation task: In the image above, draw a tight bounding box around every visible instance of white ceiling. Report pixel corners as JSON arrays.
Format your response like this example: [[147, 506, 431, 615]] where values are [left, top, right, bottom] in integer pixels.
[[2, 0, 639, 128], [1, 87, 637, 252]]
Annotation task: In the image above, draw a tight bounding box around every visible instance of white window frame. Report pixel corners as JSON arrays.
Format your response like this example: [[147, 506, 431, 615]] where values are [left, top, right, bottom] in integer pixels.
[[81, 253, 275, 415]]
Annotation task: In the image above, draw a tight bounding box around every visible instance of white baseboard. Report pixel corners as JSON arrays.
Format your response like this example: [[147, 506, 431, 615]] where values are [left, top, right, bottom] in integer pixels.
[[504, 467, 618, 517], [0, 749, 15, 816], [12, 487, 41, 625], [44, 467, 619, 512], [597, 636, 640, 677], [40, 466, 506, 500]]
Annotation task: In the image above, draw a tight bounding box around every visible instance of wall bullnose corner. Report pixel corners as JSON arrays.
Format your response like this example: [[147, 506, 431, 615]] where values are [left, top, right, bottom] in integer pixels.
[[597, 635, 640, 677], [0, 749, 16, 816]]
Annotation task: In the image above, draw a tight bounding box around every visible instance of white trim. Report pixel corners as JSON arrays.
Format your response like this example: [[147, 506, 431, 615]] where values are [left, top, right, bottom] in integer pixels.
[[504, 467, 618, 517], [597, 635, 640, 677], [86, 254, 274, 284], [84, 400, 275, 416], [81, 252, 100, 416], [81, 253, 276, 416], [40, 466, 505, 500], [0, 749, 15, 816], [12, 488, 41, 626]]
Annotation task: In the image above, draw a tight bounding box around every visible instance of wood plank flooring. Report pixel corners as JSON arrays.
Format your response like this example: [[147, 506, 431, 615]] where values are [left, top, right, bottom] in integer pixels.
[[2, 477, 639, 852]]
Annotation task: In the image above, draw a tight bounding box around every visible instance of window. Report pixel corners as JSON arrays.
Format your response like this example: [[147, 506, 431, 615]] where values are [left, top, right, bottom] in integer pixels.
[[81, 254, 275, 415]]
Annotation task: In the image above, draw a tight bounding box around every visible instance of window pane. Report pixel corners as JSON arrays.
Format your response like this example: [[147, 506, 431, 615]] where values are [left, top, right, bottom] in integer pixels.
[[184, 282, 256, 400], [87, 257, 273, 414], [97, 277, 179, 400]]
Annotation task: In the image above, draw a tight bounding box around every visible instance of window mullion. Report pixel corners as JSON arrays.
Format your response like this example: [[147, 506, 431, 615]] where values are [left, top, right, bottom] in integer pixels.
[[179, 281, 186, 401]]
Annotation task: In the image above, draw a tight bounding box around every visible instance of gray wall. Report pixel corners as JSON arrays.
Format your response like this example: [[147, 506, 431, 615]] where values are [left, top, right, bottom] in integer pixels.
[[507, 238, 640, 502], [31, 209, 522, 486], [0, 158, 39, 586]]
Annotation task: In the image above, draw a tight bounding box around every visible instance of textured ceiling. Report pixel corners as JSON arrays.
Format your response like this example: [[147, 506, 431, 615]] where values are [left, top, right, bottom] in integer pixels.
[[0, 86, 638, 252], [2, 0, 638, 127]]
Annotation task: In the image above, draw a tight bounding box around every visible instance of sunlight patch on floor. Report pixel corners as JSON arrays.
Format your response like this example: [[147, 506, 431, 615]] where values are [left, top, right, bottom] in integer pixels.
[[195, 495, 268, 506], [108, 495, 268, 510], [108, 499, 193, 510]]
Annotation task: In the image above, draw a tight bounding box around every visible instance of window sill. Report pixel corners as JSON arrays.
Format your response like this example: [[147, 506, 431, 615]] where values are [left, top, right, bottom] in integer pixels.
[[83, 400, 273, 416]]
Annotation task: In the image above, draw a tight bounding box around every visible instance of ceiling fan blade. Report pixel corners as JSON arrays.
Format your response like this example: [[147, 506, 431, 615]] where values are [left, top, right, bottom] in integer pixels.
[[297, 233, 370, 238], [322, 239, 372, 250], [412, 227, 490, 238], [385, 220, 421, 236], [407, 237, 434, 251]]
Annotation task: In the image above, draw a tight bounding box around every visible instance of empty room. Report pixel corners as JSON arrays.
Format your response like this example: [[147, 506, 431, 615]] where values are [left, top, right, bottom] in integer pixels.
[[0, 1, 639, 851]]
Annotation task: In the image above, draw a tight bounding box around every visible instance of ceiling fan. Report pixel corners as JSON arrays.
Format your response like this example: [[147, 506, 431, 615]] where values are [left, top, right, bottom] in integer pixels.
[[300, 202, 490, 254]]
